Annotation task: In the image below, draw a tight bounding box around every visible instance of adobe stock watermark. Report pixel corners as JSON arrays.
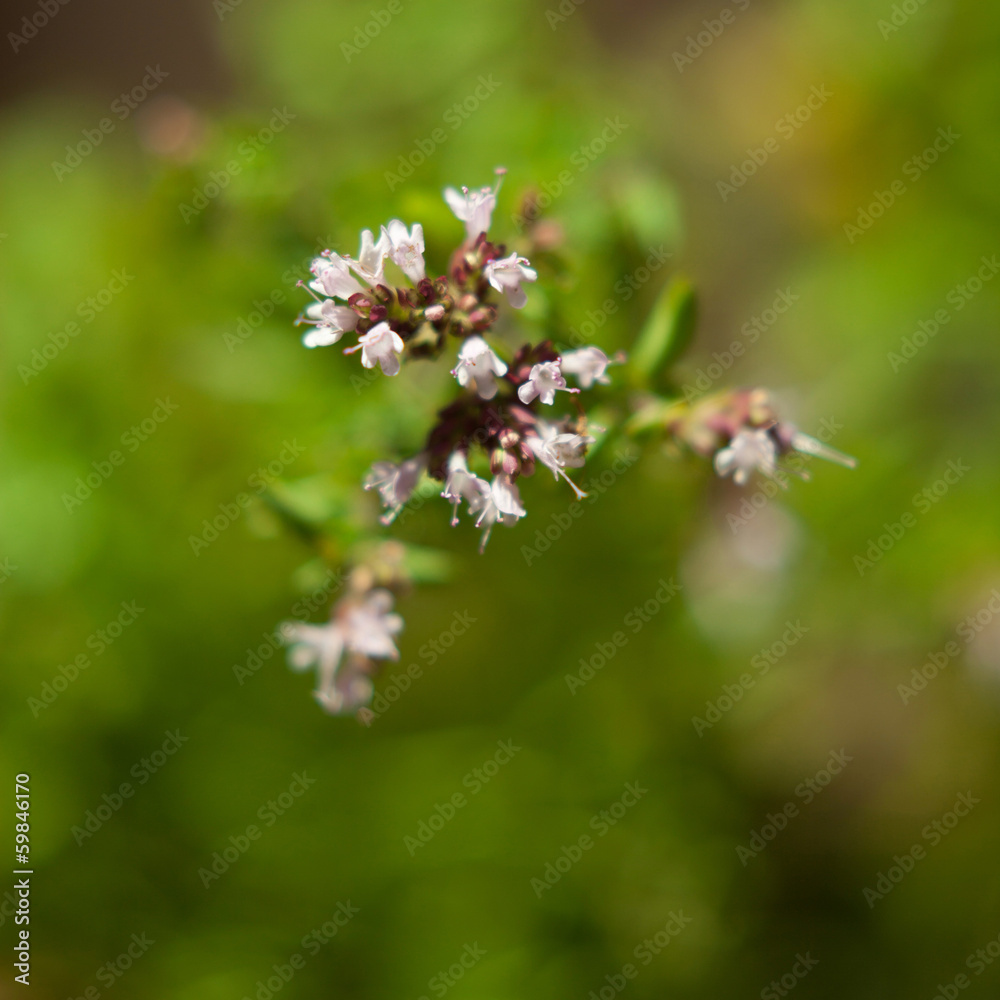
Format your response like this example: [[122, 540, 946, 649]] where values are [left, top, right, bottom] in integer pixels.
[[692, 620, 808, 736], [27, 600, 145, 717], [239, 902, 360, 1000], [52, 66, 170, 181], [341, 0, 406, 63], [403, 740, 520, 856], [565, 246, 672, 347], [189, 439, 305, 556], [897, 588, 1000, 705], [8, 0, 71, 54], [358, 609, 477, 726], [878, 0, 933, 39], [717, 86, 831, 202], [62, 397, 179, 512], [416, 943, 487, 1000], [726, 417, 847, 533], [70, 932, 155, 999], [520, 448, 639, 565], [179, 108, 296, 223], [672, 0, 751, 73], [510, 117, 629, 233], [530, 781, 647, 897], [854, 458, 969, 575], [198, 771, 317, 888], [760, 953, 819, 1000], [862, 791, 979, 908], [844, 127, 959, 243], [565, 579, 682, 694], [18, 268, 135, 384], [545, 0, 587, 29], [385, 75, 502, 192], [736, 749, 853, 865], [682, 287, 799, 402], [586, 911, 693, 1000], [71, 730, 189, 845], [933, 927, 1000, 1000], [887, 254, 999, 372]]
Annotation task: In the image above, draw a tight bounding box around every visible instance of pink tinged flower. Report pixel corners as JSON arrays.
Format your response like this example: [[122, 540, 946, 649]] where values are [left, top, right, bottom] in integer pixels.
[[301, 300, 359, 348], [364, 454, 425, 524], [383, 219, 426, 284], [314, 654, 375, 715], [528, 422, 593, 499], [338, 588, 403, 661], [443, 167, 506, 240], [713, 428, 780, 486], [346, 228, 390, 287], [309, 254, 365, 300], [516, 360, 579, 406], [467, 474, 525, 553], [451, 335, 508, 400], [441, 451, 490, 526], [345, 321, 405, 376], [286, 621, 346, 704], [484, 252, 537, 309], [560, 346, 620, 389]]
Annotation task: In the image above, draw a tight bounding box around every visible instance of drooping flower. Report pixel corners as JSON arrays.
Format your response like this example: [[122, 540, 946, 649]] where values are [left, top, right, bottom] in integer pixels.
[[364, 455, 425, 523], [440, 452, 490, 526], [383, 219, 426, 284], [346, 322, 405, 376], [484, 252, 537, 309], [467, 473, 526, 552], [451, 335, 508, 400], [309, 254, 365, 300], [300, 300, 360, 348], [560, 346, 620, 389], [517, 360, 579, 406], [527, 421, 593, 499], [443, 167, 506, 240]]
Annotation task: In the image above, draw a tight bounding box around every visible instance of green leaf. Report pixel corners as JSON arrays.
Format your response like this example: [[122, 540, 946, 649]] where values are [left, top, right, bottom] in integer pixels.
[[628, 275, 697, 388]]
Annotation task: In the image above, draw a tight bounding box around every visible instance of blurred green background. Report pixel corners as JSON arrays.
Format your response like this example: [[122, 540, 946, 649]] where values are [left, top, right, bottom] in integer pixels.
[[2, 0, 1000, 996]]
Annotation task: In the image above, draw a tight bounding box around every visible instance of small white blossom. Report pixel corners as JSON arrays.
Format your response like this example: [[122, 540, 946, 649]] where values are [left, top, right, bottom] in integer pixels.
[[309, 254, 364, 300], [451, 335, 508, 400], [300, 300, 359, 348], [346, 228, 390, 287], [528, 422, 593, 499], [467, 474, 525, 552], [484, 253, 537, 309], [560, 346, 619, 389], [443, 167, 505, 240], [441, 451, 490, 526], [285, 589, 403, 714], [383, 219, 426, 284], [714, 428, 780, 486], [516, 360, 579, 406], [346, 321, 405, 376], [364, 455, 425, 523]]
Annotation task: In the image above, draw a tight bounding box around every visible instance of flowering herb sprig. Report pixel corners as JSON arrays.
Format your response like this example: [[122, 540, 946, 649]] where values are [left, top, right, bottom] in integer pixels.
[[277, 167, 855, 717]]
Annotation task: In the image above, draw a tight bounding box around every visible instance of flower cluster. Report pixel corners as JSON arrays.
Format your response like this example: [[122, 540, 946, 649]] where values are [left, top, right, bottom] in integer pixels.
[[298, 167, 619, 552]]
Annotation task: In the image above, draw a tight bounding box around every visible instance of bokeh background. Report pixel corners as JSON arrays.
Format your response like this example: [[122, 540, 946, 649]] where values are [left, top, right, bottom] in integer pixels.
[[2, 0, 1000, 996]]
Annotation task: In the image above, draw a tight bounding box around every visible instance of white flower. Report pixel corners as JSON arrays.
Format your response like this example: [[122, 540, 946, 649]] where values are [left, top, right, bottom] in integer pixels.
[[484, 253, 537, 309], [300, 300, 359, 348], [528, 422, 592, 499], [364, 455, 425, 523], [443, 167, 506, 240], [560, 346, 619, 389], [516, 360, 579, 406], [383, 219, 426, 284], [285, 589, 403, 715], [441, 451, 490, 526], [714, 428, 780, 486], [309, 254, 364, 300], [346, 321, 405, 376], [467, 474, 525, 552], [451, 335, 508, 400], [347, 228, 390, 287]]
